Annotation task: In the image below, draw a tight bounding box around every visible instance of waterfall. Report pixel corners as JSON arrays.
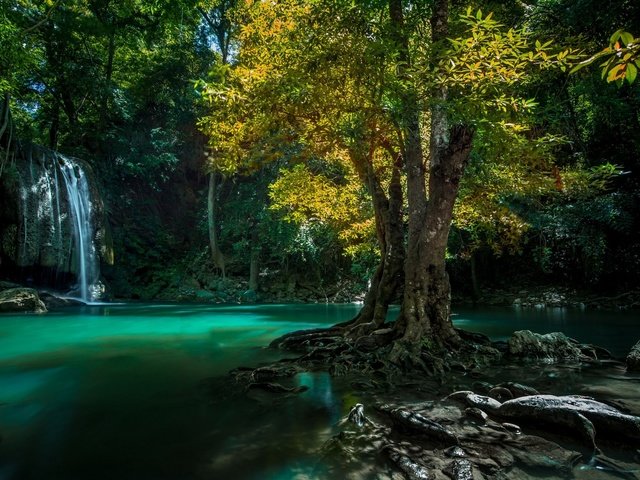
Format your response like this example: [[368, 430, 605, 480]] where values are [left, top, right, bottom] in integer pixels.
[[58, 155, 99, 302], [13, 147, 101, 302]]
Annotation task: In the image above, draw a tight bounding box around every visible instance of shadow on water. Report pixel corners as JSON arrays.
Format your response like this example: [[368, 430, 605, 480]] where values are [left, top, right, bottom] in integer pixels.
[[0, 304, 638, 479]]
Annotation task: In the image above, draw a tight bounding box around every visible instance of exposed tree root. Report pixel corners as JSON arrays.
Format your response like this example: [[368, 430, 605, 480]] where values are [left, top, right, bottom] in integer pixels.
[[233, 323, 502, 385]]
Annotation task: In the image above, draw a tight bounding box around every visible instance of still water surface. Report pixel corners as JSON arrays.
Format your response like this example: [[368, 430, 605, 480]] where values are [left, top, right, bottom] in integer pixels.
[[0, 303, 638, 479]]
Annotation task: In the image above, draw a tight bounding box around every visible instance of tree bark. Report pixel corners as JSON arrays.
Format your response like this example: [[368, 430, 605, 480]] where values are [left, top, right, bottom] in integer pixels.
[[390, 0, 476, 358], [208, 172, 226, 277], [349, 160, 405, 334]]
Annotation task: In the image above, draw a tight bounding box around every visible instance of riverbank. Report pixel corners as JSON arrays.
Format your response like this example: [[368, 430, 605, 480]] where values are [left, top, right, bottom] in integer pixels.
[[1, 277, 639, 313]]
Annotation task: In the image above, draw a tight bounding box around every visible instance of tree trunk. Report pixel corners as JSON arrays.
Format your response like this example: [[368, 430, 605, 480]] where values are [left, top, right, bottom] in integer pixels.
[[470, 251, 481, 301], [249, 250, 259, 291], [0, 92, 10, 142], [398, 125, 474, 349], [391, 0, 476, 358], [208, 172, 226, 277], [349, 162, 404, 335], [249, 218, 259, 291], [388, 0, 427, 348]]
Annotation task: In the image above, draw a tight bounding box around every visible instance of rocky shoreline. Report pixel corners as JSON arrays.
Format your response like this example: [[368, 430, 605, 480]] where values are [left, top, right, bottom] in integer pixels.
[[229, 330, 640, 479]]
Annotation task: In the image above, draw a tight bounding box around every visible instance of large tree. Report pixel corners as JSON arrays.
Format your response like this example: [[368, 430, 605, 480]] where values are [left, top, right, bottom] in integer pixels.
[[199, 0, 574, 369]]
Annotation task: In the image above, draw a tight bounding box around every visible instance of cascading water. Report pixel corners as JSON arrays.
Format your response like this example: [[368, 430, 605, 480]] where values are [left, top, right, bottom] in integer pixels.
[[13, 147, 101, 302], [57, 155, 99, 302]]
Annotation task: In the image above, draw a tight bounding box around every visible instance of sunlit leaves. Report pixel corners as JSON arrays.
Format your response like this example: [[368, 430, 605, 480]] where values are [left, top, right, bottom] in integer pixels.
[[268, 164, 375, 257], [571, 29, 640, 86], [432, 10, 580, 122]]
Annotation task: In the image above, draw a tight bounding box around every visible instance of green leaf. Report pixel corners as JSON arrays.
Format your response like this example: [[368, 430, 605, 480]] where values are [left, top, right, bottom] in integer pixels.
[[609, 29, 624, 45], [476, 9, 482, 20], [535, 39, 541, 50], [627, 62, 637, 83], [620, 31, 634, 46]]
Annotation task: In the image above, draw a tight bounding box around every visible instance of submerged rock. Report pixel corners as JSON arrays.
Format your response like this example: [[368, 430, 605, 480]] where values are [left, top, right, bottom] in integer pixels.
[[626, 340, 640, 372], [245, 382, 308, 394], [507, 330, 582, 361], [0, 288, 47, 313], [39, 292, 84, 308]]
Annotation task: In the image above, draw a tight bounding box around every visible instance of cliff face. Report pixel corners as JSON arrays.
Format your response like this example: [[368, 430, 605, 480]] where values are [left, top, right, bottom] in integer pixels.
[[0, 143, 111, 300]]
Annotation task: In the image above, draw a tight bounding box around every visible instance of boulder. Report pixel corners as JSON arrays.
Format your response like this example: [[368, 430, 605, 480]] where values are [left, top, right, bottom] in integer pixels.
[[0, 288, 47, 313], [507, 330, 582, 361], [498, 394, 640, 448], [626, 340, 640, 372]]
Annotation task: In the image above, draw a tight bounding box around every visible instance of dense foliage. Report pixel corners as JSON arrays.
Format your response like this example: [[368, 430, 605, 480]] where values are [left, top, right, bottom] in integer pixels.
[[1, 0, 639, 304]]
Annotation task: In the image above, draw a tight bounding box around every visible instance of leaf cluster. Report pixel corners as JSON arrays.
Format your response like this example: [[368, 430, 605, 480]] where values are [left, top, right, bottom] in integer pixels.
[[571, 30, 640, 85]]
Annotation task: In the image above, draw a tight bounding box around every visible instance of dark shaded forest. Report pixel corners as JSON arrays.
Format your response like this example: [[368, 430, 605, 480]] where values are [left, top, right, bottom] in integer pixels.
[[1, 0, 639, 309]]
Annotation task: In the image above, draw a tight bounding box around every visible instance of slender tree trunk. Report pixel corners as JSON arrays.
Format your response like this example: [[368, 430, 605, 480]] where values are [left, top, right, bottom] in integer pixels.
[[350, 162, 405, 335], [249, 250, 259, 291], [0, 93, 10, 142], [388, 0, 428, 348], [249, 218, 259, 291], [208, 172, 226, 277], [470, 251, 481, 301]]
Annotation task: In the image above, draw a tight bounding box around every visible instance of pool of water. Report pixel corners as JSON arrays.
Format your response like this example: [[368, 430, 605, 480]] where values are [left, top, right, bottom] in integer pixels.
[[0, 303, 638, 479]]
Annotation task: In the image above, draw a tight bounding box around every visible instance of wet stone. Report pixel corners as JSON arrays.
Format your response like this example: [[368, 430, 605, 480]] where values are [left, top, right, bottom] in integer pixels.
[[465, 407, 488, 424], [501, 422, 521, 434], [385, 447, 434, 480], [443, 459, 474, 480], [444, 446, 467, 458]]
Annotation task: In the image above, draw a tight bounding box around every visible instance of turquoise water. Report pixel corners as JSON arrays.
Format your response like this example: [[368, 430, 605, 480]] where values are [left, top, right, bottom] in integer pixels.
[[0, 303, 638, 479]]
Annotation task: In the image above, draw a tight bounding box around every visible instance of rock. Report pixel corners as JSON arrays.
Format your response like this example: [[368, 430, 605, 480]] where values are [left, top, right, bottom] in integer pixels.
[[507, 330, 582, 361], [195, 289, 216, 301], [384, 447, 434, 480], [464, 407, 488, 424], [446, 391, 501, 415], [0, 281, 21, 291], [626, 340, 640, 372], [497, 382, 539, 398], [346, 403, 372, 427], [378, 405, 459, 445], [444, 446, 467, 458], [0, 288, 47, 313], [240, 289, 258, 303], [498, 395, 640, 448], [488, 387, 513, 401], [505, 435, 581, 474], [501, 422, 521, 434], [471, 381, 493, 394], [443, 459, 473, 480], [39, 292, 84, 308]]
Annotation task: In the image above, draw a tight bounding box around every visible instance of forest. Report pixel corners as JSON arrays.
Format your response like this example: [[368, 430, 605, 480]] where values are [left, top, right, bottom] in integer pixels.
[[0, 0, 639, 307], [0, 0, 640, 479]]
